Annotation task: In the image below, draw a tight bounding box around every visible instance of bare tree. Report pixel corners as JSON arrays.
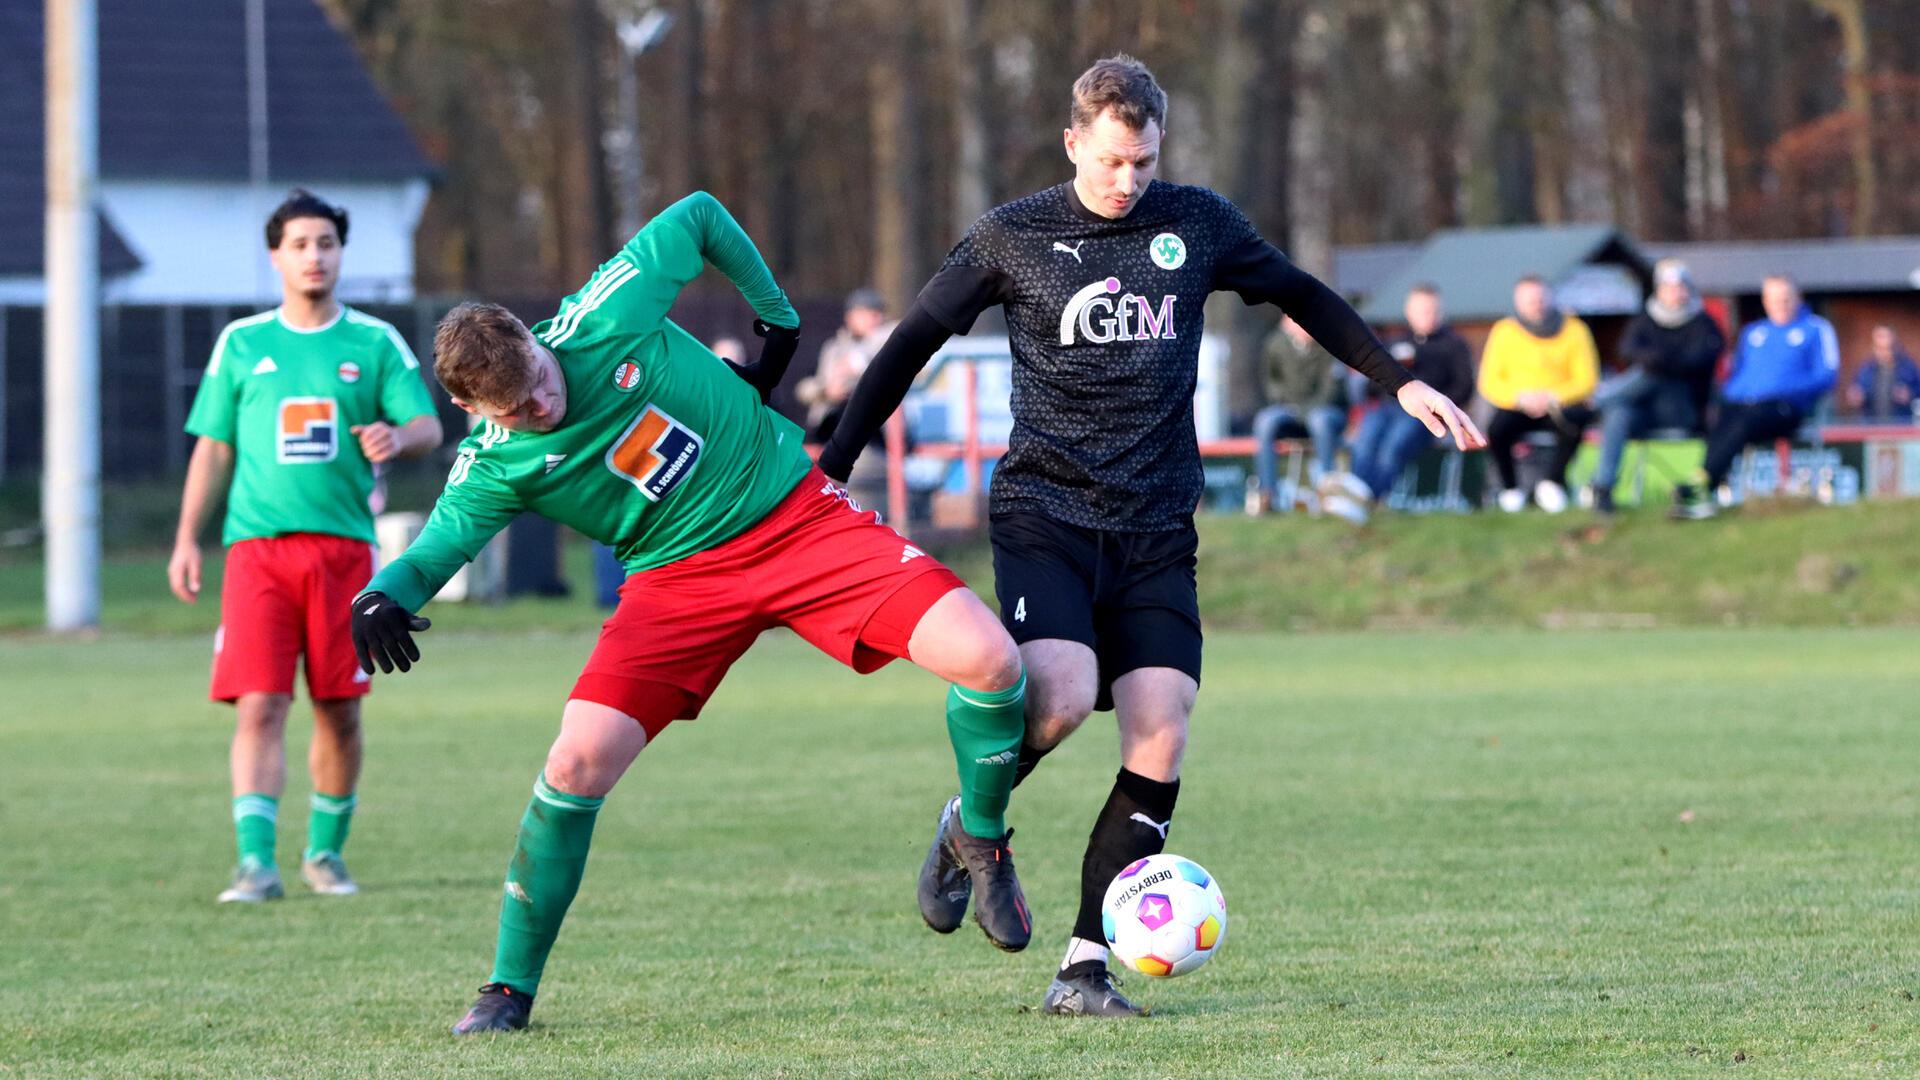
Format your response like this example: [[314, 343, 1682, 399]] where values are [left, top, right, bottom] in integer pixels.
[[1287, 6, 1336, 274], [1808, 0, 1878, 233], [944, 0, 994, 232]]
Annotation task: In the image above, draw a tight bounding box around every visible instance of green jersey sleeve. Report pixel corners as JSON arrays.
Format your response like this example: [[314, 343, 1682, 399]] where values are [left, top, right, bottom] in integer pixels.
[[364, 444, 522, 611], [654, 191, 798, 329], [183, 324, 245, 443], [372, 322, 438, 426], [534, 191, 798, 355]]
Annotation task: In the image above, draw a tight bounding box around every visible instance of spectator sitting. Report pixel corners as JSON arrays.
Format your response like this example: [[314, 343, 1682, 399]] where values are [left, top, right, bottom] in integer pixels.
[[1246, 316, 1348, 514], [1330, 283, 1474, 517], [1674, 274, 1838, 519], [1585, 259, 1724, 514], [796, 288, 895, 443], [1478, 276, 1599, 513], [1842, 324, 1920, 423]]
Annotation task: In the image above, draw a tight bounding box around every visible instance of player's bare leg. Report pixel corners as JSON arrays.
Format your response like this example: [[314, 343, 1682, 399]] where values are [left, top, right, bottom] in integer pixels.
[[906, 587, 1023, 693], [302, 698, 363, 895], [220, 692, 291, 903], [902, 587, 1033, 950], [1110, 668, 1194, 784], [1019, 638, 1099, 752], [455, 698, 659, 1034], [230, 691, 293, 797], [542, 699, 652, 797]]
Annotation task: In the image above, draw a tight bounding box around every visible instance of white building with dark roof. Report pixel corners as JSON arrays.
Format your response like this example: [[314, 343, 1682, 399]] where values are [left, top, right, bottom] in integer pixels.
[[0, 0, 438, 478], [0, 0, 433, 306]]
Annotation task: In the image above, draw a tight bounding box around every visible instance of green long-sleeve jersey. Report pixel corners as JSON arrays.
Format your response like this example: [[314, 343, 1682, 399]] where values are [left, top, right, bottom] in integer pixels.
[[366, 192, 808, 612]]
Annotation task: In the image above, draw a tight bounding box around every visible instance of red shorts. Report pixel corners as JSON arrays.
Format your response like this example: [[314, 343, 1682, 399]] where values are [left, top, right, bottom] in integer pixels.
[[571, 468, 967, 737], [211, 533, 377, 703]]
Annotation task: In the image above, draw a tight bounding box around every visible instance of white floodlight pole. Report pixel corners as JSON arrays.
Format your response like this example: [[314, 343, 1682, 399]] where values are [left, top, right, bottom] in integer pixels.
[[613, 7, 673, 238], [44, 0, 101, 631]]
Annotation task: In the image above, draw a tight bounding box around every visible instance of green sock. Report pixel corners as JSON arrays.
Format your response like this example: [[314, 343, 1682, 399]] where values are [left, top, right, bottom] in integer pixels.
[[305, 792, 358, 861], [946, 674, 1026, 838], [232, 793, 278, 870], [488, 774, 604, 997]]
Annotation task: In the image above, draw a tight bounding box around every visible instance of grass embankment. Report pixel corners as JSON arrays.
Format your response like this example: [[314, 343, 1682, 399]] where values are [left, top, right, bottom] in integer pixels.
[[6, 487, 1917, 635]]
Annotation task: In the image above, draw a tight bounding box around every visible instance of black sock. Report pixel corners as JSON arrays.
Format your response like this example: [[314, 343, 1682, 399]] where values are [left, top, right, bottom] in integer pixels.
[[1070, 768, 1180, 945], [1011, 740, 1053, 789]]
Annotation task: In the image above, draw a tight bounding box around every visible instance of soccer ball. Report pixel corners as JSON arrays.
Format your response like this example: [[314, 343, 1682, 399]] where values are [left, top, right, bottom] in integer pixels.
[[1101, 853, 1227, 978]]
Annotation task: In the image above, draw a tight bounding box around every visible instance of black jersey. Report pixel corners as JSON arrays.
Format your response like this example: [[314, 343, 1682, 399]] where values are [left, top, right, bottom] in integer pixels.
[[916, 181, 1407, 531]]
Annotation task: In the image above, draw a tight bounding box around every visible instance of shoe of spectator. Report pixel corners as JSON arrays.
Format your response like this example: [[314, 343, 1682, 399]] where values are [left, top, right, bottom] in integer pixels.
[[1668, 484, 1717, 520], [1496, 488, 1527, 513], [1328, 472, 1373, 505], [1533, 480, 1569, 514], [1322, 492, 1370, 526], [1590, 485, 1616, 516], [1243, 477, 1270, 516]]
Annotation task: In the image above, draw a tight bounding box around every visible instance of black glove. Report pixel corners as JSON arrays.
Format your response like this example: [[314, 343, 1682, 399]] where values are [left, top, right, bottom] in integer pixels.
[[723, 319, 801, 403], [350, 590, 432, 674]]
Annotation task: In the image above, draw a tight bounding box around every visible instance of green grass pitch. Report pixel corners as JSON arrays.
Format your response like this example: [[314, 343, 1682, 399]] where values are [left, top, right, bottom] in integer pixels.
[[3, 626, 1918, 1077]]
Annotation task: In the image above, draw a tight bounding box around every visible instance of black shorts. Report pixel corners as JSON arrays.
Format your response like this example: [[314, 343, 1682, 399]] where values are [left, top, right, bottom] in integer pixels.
[[989, 513, 1202, 712]]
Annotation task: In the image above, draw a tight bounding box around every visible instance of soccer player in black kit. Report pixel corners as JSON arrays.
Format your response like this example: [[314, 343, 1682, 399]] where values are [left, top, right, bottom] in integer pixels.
[[820, 55, 1485, 1016]]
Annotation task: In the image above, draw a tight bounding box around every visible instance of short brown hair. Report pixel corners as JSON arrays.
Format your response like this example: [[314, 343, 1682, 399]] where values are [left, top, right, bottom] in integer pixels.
[[1070, 54, 1167, 132], [434, 302, 539, 406]]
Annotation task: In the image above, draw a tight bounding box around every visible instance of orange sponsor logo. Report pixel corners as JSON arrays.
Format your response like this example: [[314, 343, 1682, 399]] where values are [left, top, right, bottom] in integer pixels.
[[605, 405, 702, 501], [277, 396, 338, 463]]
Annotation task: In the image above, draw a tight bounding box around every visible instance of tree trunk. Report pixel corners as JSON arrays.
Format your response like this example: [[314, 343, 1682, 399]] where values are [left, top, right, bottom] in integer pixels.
[[868, 13, 924, 313], [565, 0, 615, 280], [1418, 0, 1463, 231], [1459, 0, 1506, 224], [1287, 7, 1336, 276], [661, 0, 706, 201], [1210, 0, 1270, 420], [1690, 0, 1730, 237], [1557, 1, 1613, 223], [1808, 0, 1877, 234], [943, 0, 993, 232]]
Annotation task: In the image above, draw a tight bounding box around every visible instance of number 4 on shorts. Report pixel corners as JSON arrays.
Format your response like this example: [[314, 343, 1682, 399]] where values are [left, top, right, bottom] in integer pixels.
[[1014, 596, 1026, 623]]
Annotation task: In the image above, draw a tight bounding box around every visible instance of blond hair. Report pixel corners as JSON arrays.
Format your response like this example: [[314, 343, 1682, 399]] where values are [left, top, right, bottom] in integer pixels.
[[433, 302, 539, 406]]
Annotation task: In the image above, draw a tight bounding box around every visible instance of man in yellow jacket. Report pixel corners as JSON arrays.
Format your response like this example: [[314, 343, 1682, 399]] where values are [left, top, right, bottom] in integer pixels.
[[1477, 276, 1599, 512]]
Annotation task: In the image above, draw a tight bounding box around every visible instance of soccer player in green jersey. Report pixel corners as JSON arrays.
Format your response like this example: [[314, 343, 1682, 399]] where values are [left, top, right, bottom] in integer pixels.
[[351, 191, 1033, 1034], [170, 190, 444, 904]]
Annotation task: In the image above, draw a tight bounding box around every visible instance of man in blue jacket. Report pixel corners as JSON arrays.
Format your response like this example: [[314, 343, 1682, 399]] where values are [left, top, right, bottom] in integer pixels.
[[1674, 274, 1837, 519], [1843, 325, 1920, 422]]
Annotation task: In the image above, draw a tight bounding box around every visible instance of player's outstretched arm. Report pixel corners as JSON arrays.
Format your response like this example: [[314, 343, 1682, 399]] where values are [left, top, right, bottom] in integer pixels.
[[352, 450, 522, 662], [1216, 239, 1484, 450], [816, 302, 955, 482]]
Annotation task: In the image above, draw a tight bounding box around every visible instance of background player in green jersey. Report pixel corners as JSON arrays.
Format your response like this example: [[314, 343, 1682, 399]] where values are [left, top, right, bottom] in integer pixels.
[[170, 191, 444, 904], [349, 191, 1033, 1034]]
